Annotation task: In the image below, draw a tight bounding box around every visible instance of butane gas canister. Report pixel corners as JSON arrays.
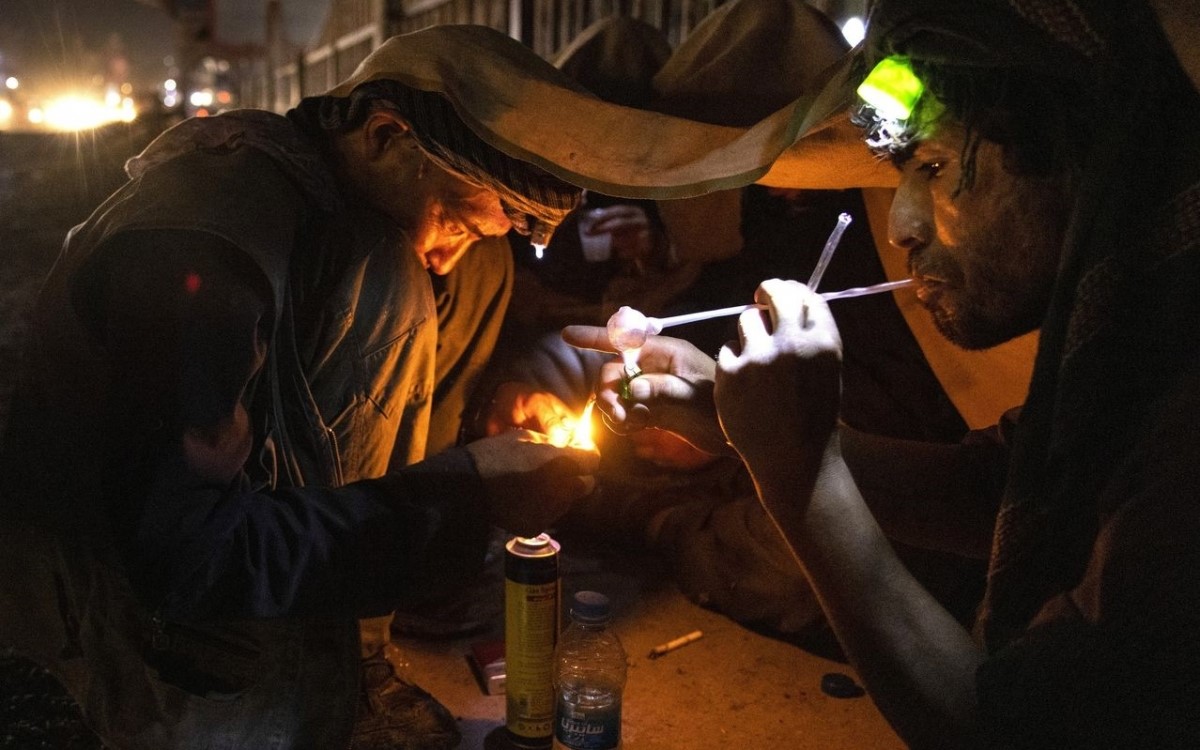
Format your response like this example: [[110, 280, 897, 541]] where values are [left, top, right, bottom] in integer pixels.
[[504, 533, 561, 749]]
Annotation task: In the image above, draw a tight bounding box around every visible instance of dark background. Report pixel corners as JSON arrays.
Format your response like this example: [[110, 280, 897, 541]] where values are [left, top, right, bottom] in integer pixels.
[[0, 112, 176, 750]]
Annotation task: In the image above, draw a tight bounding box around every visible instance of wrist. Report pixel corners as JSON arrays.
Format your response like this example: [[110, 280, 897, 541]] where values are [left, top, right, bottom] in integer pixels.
[[739, 434, 844, 526]]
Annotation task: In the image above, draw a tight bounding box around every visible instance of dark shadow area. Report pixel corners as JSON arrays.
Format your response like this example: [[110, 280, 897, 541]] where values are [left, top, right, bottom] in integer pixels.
[[0, 111, 179, 750]]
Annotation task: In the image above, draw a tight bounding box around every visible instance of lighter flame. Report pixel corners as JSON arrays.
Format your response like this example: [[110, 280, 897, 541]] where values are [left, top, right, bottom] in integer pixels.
[[569, 398, 597, 450], [546, 421, 572, 448], [547, 398, 597, 450]]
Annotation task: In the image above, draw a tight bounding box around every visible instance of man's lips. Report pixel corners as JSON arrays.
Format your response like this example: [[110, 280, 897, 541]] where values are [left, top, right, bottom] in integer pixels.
[[911, 273, 946, 305]]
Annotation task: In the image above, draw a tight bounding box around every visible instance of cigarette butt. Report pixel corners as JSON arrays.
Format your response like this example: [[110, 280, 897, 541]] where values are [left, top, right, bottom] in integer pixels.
[[648, 629, 703, 659]]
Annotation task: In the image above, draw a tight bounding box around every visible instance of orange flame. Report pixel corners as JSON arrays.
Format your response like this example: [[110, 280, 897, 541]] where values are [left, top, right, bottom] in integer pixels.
[[546, 398, 598, 450], [568, 398, 597, 450]]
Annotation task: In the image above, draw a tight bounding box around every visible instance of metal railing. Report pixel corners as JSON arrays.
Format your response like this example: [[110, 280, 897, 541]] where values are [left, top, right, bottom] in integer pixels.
[[239, 0, 861, 111]]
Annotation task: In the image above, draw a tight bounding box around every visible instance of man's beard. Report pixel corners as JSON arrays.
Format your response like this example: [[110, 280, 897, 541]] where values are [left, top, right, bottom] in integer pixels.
[[924, 272, 1047, 351], [928, 301, 1023, 351]]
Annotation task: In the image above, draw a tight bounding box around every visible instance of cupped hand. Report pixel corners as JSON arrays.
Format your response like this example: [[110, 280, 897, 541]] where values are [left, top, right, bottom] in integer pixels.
[[484, 381, 574, 438], [466, 429, 600, 537], [714, 279, 843, 479], [561, 325, 728, 456]]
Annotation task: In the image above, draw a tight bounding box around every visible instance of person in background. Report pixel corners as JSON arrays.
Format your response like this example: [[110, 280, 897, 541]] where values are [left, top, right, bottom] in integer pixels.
[[566, 0, 1200, 746], [493, 0, 1001, 638], [506, 15, 677, 337]]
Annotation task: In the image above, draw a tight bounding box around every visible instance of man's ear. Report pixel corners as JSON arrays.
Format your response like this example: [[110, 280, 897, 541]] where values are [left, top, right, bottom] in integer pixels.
[[361, 109, 414, 160]]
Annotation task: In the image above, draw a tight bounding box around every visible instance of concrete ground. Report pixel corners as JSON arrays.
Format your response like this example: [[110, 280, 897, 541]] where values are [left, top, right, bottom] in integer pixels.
[[394, 539, 905, 750]]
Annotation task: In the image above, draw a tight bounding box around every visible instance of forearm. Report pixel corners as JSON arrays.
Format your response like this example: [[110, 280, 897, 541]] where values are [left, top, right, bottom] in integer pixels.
[[748, 443, 984, 749], [126, 446, 490, 621]]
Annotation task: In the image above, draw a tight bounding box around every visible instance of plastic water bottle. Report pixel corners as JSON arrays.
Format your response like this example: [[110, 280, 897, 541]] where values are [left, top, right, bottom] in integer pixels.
[[552, 591, 628, 750]]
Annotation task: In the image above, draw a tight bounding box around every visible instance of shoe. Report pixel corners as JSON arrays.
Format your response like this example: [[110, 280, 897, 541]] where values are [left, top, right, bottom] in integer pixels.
[[351, 643, 461, 750]]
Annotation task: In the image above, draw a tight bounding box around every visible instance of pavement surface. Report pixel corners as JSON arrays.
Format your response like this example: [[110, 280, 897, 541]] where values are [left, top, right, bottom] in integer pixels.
[[396, 533, 904, 750]]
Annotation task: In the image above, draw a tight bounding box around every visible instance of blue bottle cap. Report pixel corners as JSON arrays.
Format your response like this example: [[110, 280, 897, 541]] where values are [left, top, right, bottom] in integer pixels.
[[571, 591, 612, 623]]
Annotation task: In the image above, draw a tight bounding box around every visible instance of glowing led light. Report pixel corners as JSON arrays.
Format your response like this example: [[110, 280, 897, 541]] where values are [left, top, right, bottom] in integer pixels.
[[4, 77, 18, 90], [529, 220, 555, 260], [840, 16, 865, 47], [0, 99, 12, 124], [164, 78, 177, 92], [184, 272, 202, 295], [857, 56, 924, 121]]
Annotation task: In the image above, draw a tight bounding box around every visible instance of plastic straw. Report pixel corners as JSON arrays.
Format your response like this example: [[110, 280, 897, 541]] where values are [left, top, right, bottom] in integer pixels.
[[806, 212, 853, 292], [820, 278, 914, 301], [650, 278, 916, 330]]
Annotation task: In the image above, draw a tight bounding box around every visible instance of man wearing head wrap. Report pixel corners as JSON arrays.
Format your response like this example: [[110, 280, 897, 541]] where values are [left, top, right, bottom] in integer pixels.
[[0, 27, 611, 750], [566, 0, 1200, 746]]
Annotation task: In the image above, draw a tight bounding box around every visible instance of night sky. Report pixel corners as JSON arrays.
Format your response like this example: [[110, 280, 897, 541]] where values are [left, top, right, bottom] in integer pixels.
[[0, 0, 175, 93]]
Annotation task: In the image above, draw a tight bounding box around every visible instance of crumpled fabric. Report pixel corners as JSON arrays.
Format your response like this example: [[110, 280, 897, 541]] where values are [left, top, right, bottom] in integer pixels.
[[326, 24, 897, 195]]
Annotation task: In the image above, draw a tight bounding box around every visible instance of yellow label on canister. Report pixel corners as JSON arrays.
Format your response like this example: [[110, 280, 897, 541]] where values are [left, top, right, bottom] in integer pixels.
[[504, 534, 561, 748], [505, 577, 559, 742]]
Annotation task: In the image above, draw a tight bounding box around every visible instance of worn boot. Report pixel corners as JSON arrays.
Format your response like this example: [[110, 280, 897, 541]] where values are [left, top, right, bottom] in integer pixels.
[[350, 642, 461, 750]]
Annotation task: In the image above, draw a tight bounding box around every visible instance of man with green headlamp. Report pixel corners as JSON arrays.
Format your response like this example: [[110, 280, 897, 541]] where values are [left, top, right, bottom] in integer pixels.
[[565, 0, 1200, 746]]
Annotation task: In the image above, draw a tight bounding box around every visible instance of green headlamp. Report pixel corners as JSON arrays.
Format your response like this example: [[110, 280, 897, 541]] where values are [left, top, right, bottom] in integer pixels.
[[856, 56, 924, 120]]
